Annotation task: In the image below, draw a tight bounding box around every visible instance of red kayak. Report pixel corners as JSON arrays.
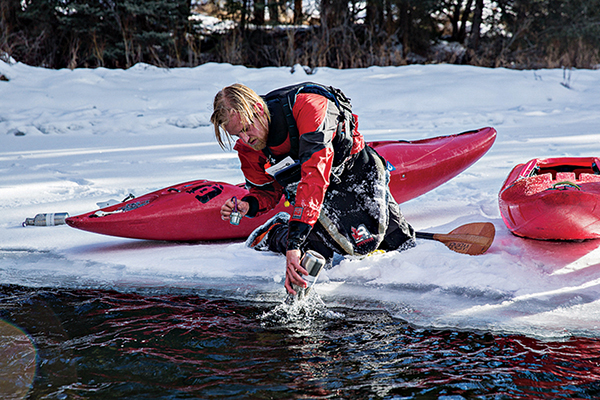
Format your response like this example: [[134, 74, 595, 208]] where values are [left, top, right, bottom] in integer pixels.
[[66, 127, 496, 241], [499, 157, 600, 240]]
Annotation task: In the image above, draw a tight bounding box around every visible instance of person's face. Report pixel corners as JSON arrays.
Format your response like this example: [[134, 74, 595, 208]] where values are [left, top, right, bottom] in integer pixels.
[[225, 103, 268, 151]]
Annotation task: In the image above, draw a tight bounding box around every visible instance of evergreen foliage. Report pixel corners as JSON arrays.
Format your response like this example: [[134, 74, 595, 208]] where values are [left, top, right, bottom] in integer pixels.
[[2, 0, 193, 68]]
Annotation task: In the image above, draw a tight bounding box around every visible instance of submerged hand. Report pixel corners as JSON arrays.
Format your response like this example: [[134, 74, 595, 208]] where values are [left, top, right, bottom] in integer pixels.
[[285, 249, 307, 295]]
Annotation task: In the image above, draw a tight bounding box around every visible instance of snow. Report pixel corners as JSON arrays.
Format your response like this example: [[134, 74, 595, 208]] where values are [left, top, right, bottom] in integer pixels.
[[2, 60, 600, 339]]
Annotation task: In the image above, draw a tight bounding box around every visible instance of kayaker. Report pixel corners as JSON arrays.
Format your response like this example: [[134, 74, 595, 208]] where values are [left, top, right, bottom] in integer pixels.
[[210, 82, 415, 295]]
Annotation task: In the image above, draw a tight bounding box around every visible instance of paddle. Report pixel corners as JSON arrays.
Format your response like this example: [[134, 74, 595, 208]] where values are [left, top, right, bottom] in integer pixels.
[[415, 222, 495, 256]]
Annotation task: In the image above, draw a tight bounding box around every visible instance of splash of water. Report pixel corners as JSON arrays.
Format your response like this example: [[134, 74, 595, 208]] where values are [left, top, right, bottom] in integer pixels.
[[259, 291, 344, 328]]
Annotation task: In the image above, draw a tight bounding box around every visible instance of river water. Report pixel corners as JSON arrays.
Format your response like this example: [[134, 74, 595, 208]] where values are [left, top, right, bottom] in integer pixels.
[[1, 285, 599, 400]]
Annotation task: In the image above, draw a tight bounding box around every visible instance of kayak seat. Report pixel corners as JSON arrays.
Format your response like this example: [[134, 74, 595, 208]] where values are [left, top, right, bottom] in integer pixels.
[[572, 168, 597, 179], [556, 172, 576, 182], [579, 173, 600, 183]]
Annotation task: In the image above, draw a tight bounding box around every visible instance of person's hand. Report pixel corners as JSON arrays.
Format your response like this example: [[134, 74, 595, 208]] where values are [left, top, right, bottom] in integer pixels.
[[220, 198, 250, 221], [285, 249, 308, 295]]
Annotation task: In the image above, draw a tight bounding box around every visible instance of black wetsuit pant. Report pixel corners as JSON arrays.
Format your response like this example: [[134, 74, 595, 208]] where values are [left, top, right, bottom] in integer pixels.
[[266, 145, 415, 260]]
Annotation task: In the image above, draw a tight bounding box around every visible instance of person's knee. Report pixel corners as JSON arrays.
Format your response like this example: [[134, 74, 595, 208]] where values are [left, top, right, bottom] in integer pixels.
[[380, 222, 415, 251]]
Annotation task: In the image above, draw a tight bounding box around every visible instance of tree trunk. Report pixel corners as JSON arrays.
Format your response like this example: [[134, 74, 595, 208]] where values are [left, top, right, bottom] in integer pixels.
[[240, 0, 248, 32], [254, 0, 265, 25], [320, 0, 349, 28], [294, 0, 302, 24], [268, 0, 279, 24], [384, 0, 393, 34], [469, 0, 484, 50], [398, 0, 409, 57], [0, 0, 19, 37], [450, 0, 463, 41], [366, 0, 384, 29], [458, 0, 473, 43]]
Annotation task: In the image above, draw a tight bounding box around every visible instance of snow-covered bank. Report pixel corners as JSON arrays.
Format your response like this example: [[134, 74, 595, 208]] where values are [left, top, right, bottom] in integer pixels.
[[1, 60, 600, 339]]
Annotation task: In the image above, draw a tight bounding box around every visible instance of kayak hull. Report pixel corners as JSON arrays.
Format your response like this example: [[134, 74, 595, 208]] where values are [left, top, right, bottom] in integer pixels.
[[499, 157, 600, 240], [371, 127, 496, 204], [67, 127, 496, 241]]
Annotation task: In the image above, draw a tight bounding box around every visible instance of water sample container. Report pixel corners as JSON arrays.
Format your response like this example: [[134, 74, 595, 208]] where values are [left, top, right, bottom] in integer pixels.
[[229, 196, 242, 226], [23, 213, 69, 227], [229, 210, 242, 226], [289, 250, 326, 301]]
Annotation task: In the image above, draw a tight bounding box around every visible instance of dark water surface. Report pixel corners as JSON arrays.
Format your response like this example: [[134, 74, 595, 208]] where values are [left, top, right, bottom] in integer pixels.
[[1, 285, 599, 400]]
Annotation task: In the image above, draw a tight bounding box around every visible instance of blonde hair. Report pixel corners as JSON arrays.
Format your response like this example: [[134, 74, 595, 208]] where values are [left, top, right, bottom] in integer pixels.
[[210, 83, 271, 149]]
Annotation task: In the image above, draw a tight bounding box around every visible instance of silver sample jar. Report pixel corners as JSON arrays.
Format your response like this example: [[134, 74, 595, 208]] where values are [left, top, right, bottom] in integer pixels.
[[229, 210, 242, 226], [301, 250, 326, 277], [287, 250, 326, 303]]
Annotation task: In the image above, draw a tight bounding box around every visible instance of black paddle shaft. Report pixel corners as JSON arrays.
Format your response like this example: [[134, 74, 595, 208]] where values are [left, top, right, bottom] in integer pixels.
[[415, 232, 435, 240]]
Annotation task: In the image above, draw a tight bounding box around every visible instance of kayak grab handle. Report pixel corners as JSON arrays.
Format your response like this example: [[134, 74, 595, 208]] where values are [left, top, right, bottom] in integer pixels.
[[551, 181, 580, 190]]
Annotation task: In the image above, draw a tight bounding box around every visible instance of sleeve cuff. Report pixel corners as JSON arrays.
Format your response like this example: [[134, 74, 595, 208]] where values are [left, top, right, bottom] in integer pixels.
[[241, 196, 259, 218], [286, 220, 312, 251]]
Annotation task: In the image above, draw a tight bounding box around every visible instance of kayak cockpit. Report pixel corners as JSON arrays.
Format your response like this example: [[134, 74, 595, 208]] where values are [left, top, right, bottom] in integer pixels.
[[523, 157, 600, 180]]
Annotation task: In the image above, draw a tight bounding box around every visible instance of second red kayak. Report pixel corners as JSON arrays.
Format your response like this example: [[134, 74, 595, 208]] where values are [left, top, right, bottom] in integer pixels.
[[66, 127, 496, 241], [499, 157, 600, 240]]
